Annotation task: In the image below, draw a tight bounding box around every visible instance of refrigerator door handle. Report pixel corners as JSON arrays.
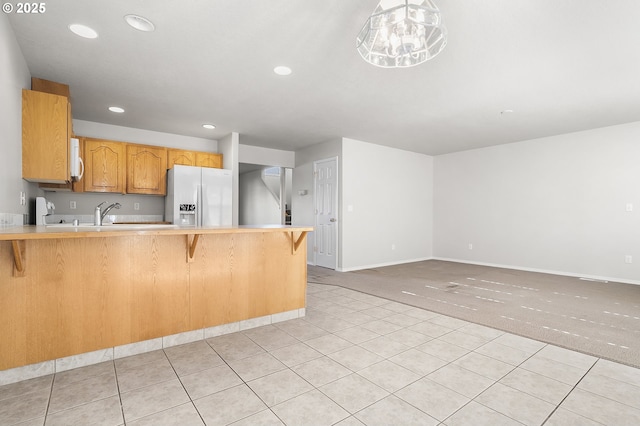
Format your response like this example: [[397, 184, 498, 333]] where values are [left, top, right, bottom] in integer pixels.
[[196, 183, 202, 227]]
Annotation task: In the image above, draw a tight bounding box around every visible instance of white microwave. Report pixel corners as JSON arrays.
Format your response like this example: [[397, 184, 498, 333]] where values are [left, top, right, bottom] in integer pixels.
[[69, 137, 84, 179]]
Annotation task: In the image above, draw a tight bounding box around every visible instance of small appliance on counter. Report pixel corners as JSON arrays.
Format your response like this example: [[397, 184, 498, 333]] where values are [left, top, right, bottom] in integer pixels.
[[35, 196, 55, 226], [165, 165, 232, 226]]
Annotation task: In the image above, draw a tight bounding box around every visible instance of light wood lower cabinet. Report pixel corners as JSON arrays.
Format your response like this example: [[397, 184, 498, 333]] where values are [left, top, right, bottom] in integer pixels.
[[0, 230, 308, 370], [83, 138, 126, 193], [126, 144, 167, 195]]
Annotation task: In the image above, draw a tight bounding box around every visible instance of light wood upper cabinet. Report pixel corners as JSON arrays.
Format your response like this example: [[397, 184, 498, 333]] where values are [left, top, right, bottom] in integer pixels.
[[38, 137, 85, 193], [22, 90, 70, 183], [168, 149, 222, 169], [126, 144, 167, 195], [83, 139, 126, 193], [196, 152, 223, 168], [167, 149, 196, 168]]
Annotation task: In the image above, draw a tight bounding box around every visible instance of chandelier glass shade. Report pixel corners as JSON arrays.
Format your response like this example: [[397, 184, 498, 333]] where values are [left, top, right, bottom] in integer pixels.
[[356, 0, 447, 68]]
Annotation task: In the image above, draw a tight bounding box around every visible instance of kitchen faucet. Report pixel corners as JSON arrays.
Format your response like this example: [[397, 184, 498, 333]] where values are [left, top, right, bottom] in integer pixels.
[[94, 202, 121, 226]]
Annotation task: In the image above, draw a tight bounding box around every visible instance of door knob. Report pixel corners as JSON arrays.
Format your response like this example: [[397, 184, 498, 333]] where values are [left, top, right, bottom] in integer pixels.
[[330, 218, 337, 222]]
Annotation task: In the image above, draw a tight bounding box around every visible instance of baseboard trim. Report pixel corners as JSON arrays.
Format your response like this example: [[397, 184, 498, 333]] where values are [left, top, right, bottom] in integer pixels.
[[337, 257, 433, 273], [432, 257, 640, 286]]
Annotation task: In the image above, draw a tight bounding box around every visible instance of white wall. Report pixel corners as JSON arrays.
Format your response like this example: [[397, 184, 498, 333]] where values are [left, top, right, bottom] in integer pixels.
[[285, 168, 292, 211], [42, 192, 165, 220], [0, 14, 32, 219], [73, 120, 219, 152], [239, 144, 295, 168], [237, 145, 295, 225], [219, 132, 240, 225], [341, 138, 433, 271], [434, 122, 640, 284], [293, 137, 434, 271], [239, 169, 281, 225]]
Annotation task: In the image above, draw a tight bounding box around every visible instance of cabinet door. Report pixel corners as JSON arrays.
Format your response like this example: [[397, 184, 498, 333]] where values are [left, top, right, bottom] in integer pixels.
[[167, 149, 196, 168], [127, 144, 167, 195], [196, 152, 223, 169], [22, 90, 70, 183], [38, 136, 85, 193], [83, 139, 126, 193]]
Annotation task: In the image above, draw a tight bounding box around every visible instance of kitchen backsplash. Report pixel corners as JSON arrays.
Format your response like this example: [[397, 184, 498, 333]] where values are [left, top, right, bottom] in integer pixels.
[[46, 214, 165, 225], [0, 213, 25, 228]]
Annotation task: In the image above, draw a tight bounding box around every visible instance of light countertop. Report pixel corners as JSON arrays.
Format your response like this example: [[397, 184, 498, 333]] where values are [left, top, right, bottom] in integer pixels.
[[0, 224, 313, 241]]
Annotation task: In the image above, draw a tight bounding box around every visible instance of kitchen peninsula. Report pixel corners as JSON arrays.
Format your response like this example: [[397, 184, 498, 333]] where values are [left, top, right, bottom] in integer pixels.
[[0, 225, 311, 371]]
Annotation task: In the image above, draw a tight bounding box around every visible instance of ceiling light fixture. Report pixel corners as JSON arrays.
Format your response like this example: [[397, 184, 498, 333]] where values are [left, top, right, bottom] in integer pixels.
[[108, 106, 125, 113], [273, 66, 292, 76], [202, 124, 216, 130], [124, 14, 155, 32], [69, 24, 98, 39], [356, 0, 447, 68]]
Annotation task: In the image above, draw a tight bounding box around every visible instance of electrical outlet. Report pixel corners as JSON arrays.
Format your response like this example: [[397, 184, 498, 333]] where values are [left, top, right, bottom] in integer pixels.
[[391, 244, 396, 250], [626, 203, 633, 212], [19, 191, 26, 206], [468, 243, 473, 250], [134, 203, 140, 211], [625, 255, 633, 264], [70, 201, 76, 209]]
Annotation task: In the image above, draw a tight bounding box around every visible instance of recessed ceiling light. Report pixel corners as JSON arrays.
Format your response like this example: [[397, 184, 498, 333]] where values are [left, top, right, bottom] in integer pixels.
[[274, 66, 292, 76], [202, 124, 216, 130], [69, 24, 98, 39], [108, 106, 125, 113], [124, 14, 155, 32]]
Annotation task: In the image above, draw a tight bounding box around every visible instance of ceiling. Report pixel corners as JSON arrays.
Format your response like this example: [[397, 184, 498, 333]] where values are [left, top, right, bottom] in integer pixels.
[[7, 0, 640, 156]]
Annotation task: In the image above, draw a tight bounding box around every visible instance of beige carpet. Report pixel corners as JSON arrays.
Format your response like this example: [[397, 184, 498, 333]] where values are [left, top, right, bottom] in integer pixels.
[[308, 260, 640, 368]]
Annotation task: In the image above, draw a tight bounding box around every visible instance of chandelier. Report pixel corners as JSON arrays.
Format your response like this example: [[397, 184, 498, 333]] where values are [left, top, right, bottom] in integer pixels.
[[356, 0, 447, 68]]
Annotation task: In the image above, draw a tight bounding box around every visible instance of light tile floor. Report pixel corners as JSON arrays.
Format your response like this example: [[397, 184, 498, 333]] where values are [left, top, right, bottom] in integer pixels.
[[1, 282, 640, 425]]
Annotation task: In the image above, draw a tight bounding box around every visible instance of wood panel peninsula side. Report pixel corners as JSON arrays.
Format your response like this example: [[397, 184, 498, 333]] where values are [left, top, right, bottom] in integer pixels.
[[0, 225, 311, 371]]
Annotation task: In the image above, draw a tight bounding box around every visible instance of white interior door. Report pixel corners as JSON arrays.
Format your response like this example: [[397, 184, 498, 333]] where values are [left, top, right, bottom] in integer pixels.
[[314, 157, 338, 269]]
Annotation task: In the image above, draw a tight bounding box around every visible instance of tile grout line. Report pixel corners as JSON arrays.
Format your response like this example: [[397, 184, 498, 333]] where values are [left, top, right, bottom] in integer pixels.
[[422, 327, 511, 425], [207, 329, 342, 425], [112, 359, 127, 426], [161, 347, 208, 426], [453, 340, 551, 425], [309, 306, 467, 424], [539, 359, 600, 425], [202, 333, 282, 425], [42, 374, 55, 425]]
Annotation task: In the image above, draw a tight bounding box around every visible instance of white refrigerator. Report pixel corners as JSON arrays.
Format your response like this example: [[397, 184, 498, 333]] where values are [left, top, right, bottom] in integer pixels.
[[165, 165, 232, 226]]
